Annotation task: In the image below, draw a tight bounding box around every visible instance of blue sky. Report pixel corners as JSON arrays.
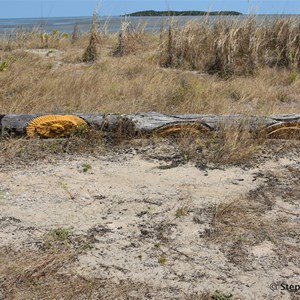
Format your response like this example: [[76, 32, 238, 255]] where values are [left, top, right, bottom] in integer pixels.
[[0, 0, 299, 19]]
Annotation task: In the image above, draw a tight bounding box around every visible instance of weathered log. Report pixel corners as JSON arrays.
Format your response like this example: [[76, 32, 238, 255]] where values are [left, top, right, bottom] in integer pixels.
[[172, 114, 275, 130], [126, 112, 213, 133], [1, 112, 300, 139], [127, 112, 300, 138], [1, 114, 43, 136], [77, 114, 105, 130], [0, 113, 134, 137], [126, 112, 274, 133], [269, 113, 300, 122]]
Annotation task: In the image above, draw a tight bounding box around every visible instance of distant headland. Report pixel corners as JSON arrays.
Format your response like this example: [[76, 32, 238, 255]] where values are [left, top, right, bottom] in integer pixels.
[[124, 10, 243, 17]]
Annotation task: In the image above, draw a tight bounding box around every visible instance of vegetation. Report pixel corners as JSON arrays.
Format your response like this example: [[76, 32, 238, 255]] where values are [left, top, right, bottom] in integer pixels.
[[0, 16, 299, 116], [159, 17, 300, 77], [212, 290, 233, 300], [82, 162, 92, 172], [175, 206, 190, 217], [82, 12, 99, 62], [0, 59, 8, 71], [125, 10, 242, 16], [158, 255, 167, 265]]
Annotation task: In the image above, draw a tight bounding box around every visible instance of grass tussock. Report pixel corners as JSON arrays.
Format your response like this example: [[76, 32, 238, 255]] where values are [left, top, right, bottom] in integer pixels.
[[82, 12, 100, 63], [165, 119, 263, 166], [202, 120, 263, 165]]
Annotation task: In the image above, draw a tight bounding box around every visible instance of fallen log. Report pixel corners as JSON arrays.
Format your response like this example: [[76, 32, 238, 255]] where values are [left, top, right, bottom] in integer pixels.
[[1, 114, 44, 136], [126, 112, 271, 132], [0, 112, 299, 139], [1, 114, 105, 137]]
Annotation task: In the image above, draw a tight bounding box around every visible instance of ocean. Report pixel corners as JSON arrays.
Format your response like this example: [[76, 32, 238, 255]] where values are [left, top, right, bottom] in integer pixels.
[[0, 15, 299, 36]]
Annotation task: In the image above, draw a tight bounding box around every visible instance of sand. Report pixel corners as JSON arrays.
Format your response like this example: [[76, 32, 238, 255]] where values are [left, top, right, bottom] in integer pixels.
[[0, 142, 299, 299]]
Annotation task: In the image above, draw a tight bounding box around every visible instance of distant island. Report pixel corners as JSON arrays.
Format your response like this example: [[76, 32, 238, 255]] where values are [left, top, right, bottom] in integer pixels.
[[124, 10, 243, 17]]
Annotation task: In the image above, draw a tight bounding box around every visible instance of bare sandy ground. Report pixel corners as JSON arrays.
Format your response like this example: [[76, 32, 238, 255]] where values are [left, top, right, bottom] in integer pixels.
[[0, 142, 299, 299]]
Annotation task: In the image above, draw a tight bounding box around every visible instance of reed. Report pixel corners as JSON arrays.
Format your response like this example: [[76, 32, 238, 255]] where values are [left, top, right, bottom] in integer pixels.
[[82, 11, 100, 63], [159, 16, 300, 77]]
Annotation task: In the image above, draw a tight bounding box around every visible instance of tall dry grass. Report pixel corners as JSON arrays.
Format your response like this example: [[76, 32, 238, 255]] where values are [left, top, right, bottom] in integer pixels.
[[112, 18, 147, 57], [0, 16, 299, 115], [82, 12, 100, 63], [159, 17, 300, 77]]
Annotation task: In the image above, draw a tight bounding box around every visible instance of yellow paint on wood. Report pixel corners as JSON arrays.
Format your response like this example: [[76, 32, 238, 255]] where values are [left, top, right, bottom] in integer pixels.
[[26, 115, 88, 138], [264, 121, 300, 139], [156, 123, 210, 137]]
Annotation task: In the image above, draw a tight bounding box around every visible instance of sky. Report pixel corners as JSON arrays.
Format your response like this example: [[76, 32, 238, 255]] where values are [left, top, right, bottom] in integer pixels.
[[0, 0, 300, 19]]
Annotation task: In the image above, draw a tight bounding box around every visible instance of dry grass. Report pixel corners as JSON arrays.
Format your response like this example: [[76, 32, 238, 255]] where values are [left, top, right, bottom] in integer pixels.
[[0, 244, 214, 299], [200, 120, 263, 165], [0, 128, 104, 166], [82, 12, 99, 63], [206, 164, 300, 266], [0, 16, 299, 115], [156, 119, 264, 167], [0, 247, 154, 300], [159, 17, 300, 77]]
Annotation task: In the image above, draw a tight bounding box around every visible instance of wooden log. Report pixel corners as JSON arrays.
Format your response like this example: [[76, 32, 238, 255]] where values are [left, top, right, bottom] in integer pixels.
[[1, 114, 43, 136], [1, 114, 105, 136], [0, 113, 128, 137], [126, 112, 213, 133], [101, 114, 137, 138], [269, 114, 300, 122], [126, 112, 273, 133], [1, 112, 300, 139], [77, 114, 105, 130], [127, 113, 300, 138], [171, 114, 275, 130]]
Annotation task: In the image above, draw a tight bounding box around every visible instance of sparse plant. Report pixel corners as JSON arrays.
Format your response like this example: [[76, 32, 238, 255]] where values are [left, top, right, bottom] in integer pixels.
[[212, 290, 233, 300], [158, 255, 167, 265], [62, 32, 69, 38], [113, 18, 130, 57], [52, 29, 60, 36], [0, 59, 9, 71], [154, 242, 161, 248], [40, 33, 49, 49], [82, 163, 92, 172], [175, 206, 190, 218], [288, 71, 299, 84], [57, 180, 76, 200], [48, 227, 71, 242]]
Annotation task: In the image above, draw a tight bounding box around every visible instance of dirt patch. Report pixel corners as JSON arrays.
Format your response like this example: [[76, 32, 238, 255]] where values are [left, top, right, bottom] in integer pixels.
[[0, 144, 299, 299]]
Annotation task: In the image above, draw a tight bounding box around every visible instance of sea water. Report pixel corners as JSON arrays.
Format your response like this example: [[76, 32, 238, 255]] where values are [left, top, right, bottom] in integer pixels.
[[0, 15, 299, 36]]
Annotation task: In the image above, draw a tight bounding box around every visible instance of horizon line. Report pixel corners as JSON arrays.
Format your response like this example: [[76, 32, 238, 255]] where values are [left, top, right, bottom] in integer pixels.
[[1, 12, 300, 20]]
